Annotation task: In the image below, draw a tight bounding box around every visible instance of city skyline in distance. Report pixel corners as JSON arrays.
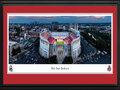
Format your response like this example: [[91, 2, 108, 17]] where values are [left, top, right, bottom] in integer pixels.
[[9, 16, 111, 24]]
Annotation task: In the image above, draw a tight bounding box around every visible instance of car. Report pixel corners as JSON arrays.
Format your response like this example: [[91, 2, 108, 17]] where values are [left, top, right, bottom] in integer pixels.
[[101, 52, 104, 55], [103, 51, 107, 54]]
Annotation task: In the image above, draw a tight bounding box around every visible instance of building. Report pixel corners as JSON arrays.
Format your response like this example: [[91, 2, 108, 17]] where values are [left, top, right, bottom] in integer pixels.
[[39, 25, 81, 64], [74, 23, 78, 30]]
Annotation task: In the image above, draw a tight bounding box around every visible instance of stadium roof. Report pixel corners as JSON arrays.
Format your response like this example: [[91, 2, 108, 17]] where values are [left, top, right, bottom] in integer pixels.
[[70, 33, 77, 40], [64, 37, 72, 44], [48, 37, 56, 44], [41, 32, 50, 39]]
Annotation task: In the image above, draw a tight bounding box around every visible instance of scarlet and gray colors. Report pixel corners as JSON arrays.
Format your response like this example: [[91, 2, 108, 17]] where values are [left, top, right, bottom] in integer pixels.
[[39, 24, 81, 64]]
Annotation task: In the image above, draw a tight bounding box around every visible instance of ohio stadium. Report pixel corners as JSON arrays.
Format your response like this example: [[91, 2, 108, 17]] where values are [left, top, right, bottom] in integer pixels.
[[39, 25, 81, 64]]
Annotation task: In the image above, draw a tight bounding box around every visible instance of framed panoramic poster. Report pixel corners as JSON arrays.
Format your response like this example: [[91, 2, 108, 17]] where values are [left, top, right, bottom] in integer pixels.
[[3, 5, 117, 85]]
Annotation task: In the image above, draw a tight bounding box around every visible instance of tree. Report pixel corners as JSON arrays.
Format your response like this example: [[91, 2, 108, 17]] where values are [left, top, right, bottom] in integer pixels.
[[49, 55, 58, 64], [12, 48, 17, 56], [12, 47, 21, 56], [14, 27, 21, 36], [62, 56, 73, 64], [17, 47, 21, 53]]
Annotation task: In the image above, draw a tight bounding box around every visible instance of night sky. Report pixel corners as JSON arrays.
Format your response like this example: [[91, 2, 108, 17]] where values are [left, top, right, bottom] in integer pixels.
[[9, 16, 111, 24]]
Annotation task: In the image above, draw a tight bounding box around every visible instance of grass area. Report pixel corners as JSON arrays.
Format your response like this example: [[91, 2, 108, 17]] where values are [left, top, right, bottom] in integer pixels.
[[56, 42, 64, 45]]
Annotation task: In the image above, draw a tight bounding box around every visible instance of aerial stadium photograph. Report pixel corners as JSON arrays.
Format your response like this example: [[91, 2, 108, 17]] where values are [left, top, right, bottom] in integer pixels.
[[8, 14, 112, 64]]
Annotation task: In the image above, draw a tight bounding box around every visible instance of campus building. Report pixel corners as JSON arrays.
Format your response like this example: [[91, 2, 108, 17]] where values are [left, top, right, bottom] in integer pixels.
[[39, 24, 81, 64]]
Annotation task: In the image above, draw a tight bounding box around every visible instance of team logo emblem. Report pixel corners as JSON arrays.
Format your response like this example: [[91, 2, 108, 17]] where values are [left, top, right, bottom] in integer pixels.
[[107, 65, 111, 72], [9, 65, 13, 72]]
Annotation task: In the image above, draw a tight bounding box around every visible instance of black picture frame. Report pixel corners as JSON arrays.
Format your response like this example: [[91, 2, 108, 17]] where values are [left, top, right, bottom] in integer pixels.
[[0, 0, 120, 89]]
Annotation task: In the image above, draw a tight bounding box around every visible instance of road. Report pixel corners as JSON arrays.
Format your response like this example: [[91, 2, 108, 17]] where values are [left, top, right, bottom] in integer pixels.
[[76, 36, 111, 64], [81, 54, 111, 64], [14, 36, 111, 64], [15, 38, 45, 64], [80, 36, 97, 58]]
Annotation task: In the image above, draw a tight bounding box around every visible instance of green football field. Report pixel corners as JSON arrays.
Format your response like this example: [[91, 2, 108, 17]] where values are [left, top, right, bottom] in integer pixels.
[[56, 42, 64, 45]]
